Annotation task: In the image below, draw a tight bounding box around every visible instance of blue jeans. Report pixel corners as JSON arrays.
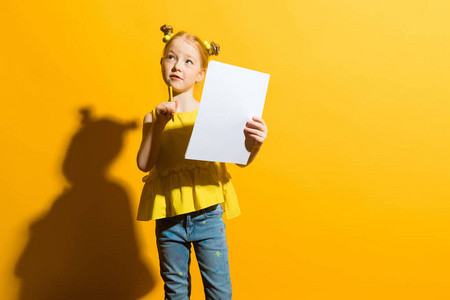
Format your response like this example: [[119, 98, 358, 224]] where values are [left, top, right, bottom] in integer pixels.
[[155, 204, 232, 300]]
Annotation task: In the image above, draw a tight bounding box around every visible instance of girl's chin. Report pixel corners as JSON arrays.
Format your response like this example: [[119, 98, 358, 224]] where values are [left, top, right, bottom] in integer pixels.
[[169, 84, 195, 94], [167, 80, 182, 88]]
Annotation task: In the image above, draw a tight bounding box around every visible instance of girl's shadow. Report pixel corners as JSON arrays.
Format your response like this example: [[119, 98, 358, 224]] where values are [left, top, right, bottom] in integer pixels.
[[15, 108, 155, 300]]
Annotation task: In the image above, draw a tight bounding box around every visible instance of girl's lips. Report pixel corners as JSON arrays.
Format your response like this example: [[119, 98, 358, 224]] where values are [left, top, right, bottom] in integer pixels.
[[170, 75, 182, 80]]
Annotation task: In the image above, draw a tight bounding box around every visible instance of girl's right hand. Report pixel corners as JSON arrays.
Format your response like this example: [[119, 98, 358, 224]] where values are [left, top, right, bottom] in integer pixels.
[[154, 101, 178, 124]]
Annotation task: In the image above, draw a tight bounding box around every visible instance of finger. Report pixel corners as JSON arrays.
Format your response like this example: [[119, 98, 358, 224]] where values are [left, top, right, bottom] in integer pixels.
[[246, 120, 267, 132], [244, 126, 265, 135], [156, 108, 173, 121], [162, 103, 176, 114], [244, 127, 267, 139], [247, 134, 265, 145], [165, 102, 177, 113], [248, 117, 266, 126], [157, 102, 170, 112], [252, 116, 267, 127], [156, 106, 168, 115]]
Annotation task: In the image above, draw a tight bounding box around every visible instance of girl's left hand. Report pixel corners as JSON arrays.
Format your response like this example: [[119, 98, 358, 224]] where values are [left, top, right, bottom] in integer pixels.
[[244, 116, 268, 151]]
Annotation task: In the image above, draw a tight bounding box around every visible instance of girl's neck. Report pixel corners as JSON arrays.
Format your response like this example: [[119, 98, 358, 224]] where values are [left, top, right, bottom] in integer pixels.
[[172, 90, 200, 112]]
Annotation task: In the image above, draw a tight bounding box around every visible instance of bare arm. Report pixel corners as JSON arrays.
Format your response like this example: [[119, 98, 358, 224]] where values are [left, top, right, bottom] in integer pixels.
[[137, 101, 177, 172], [236, 116, 268, 167]]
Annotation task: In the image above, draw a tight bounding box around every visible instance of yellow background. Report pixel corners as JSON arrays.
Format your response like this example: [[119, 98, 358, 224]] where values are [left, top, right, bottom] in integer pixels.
[[2, 0, 450, 299]]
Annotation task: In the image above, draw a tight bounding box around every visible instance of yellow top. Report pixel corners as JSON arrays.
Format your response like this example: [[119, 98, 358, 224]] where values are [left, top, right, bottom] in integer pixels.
[[137, 109, 241, 220]]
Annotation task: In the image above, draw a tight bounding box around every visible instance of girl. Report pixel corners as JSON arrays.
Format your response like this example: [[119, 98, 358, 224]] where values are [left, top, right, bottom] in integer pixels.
[[137, 25, 268, 300]]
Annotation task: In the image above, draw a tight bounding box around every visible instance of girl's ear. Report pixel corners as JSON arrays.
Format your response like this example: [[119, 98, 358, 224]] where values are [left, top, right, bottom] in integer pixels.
[[197, 69, 206, 82]]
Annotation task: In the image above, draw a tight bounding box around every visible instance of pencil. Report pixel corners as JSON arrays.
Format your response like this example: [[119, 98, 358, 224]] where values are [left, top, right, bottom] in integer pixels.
[[169, 86, 174, 121], [169, 86, 173, 102]]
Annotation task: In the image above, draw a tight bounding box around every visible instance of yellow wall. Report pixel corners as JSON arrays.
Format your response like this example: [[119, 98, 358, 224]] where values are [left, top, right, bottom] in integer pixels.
[[2, 0, 450, 299]]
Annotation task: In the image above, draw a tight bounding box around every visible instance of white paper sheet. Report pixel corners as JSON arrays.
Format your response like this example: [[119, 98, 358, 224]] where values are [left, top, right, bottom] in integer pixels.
[[185, 60, 270, 165]]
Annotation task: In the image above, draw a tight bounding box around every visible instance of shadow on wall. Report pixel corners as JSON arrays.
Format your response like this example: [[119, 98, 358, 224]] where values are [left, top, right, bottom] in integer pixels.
[[14, 108, 155, 300]]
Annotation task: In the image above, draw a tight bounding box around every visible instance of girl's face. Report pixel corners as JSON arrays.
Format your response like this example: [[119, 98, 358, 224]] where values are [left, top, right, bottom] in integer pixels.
[[161, 38, 206, 94]]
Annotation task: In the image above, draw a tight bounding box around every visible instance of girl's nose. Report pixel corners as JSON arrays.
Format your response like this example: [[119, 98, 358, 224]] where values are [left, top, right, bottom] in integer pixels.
[[172, 61, 182, 71]]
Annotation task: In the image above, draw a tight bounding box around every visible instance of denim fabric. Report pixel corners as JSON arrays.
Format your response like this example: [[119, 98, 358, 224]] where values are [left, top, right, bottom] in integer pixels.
[[156, 204, 232, 300]]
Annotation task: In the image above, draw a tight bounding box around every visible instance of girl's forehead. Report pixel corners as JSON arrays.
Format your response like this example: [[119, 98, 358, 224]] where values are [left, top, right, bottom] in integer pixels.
[[167, 38, 201, 58]]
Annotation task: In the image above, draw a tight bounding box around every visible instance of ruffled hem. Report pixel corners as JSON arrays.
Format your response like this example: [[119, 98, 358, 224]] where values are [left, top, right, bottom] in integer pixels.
[[137, 161, 240, 221], [142, 161, 231, 183]]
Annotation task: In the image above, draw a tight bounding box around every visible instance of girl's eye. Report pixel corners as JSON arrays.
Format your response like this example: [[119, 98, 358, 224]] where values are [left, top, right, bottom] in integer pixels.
[[167, 55, 175, 60], [186, 60, 193, 65]]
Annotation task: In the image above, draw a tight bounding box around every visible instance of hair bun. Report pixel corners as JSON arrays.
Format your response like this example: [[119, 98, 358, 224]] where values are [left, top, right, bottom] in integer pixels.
[[160, 24, 173, 35], [209, 42, 220, 56]]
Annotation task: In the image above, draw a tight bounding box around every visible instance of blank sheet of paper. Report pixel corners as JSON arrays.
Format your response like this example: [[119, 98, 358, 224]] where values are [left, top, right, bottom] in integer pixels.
[[185, 60, 270, 165]]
